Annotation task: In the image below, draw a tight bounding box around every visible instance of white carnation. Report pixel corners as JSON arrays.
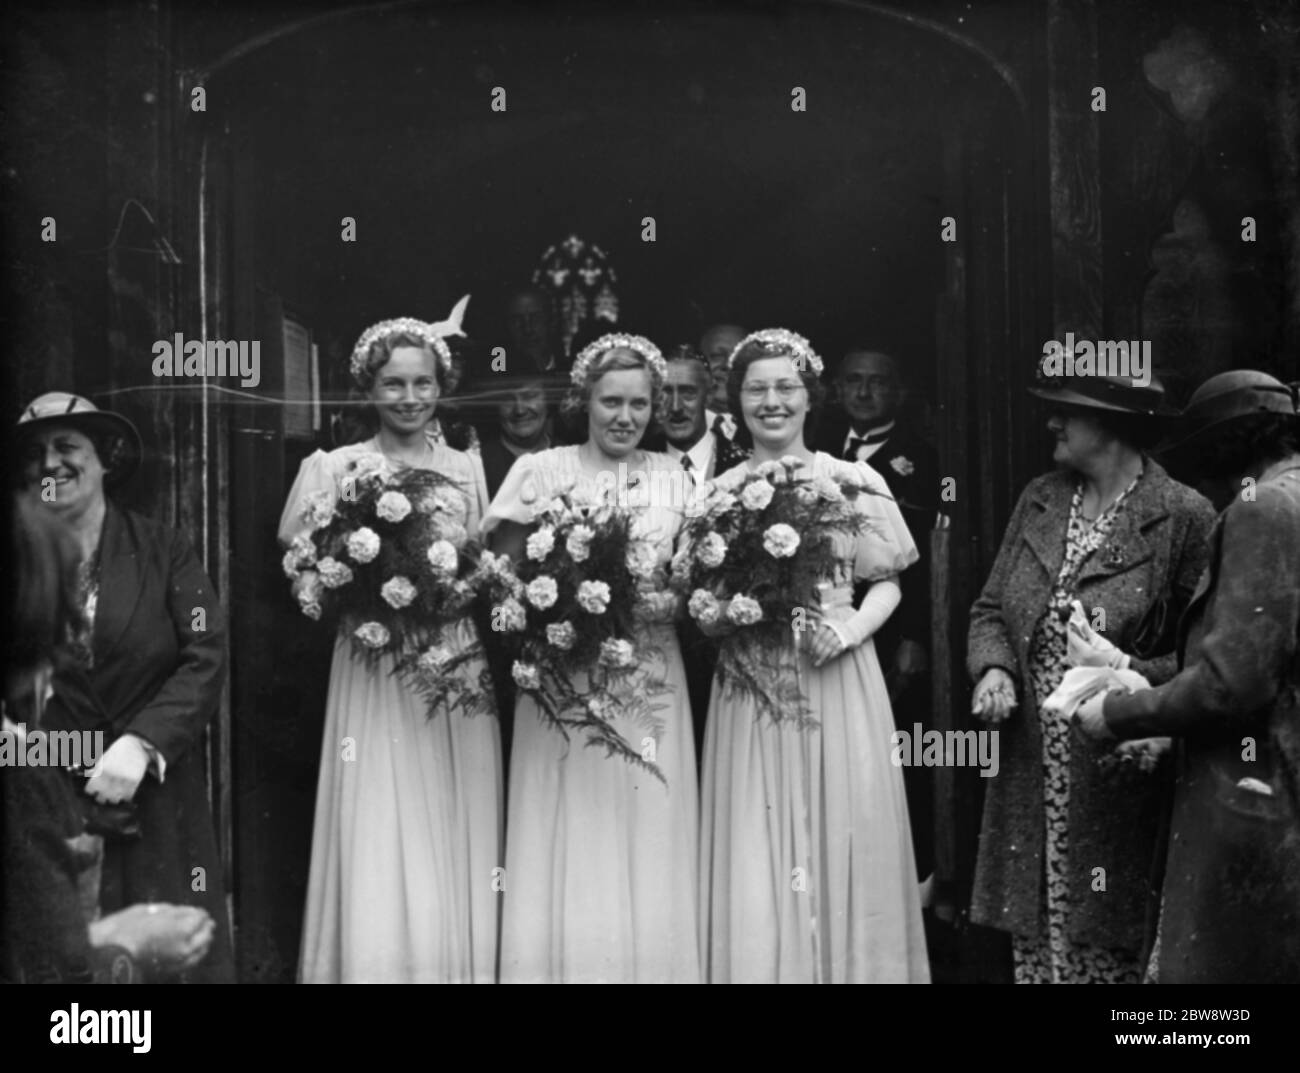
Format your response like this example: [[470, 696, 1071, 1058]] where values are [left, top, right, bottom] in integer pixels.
[[762, 523, 801, 559], [317, 557, 354, 589], [345, 527, 381, 564], [426, 539, 459, 577], [376, 490, 412, 524], [526, 527, 556, 561], [380, 575, 417, 609]]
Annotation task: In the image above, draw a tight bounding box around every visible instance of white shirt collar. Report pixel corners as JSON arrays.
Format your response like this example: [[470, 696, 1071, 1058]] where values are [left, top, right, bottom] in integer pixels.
[[842, 419, 896, 453], [666, 430, 715, 476]]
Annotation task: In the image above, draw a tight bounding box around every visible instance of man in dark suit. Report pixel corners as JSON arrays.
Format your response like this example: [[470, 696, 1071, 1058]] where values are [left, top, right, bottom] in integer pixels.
[[649, 346, 749, 481], [814, 348, 940, 886], [698, 323, 747, 418], [645, 347, 749, 764], [504, 285, 567, 376]]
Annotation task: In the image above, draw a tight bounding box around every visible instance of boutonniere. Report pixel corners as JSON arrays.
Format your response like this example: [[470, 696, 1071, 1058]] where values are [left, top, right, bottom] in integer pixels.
[[715, 413, 737, 440], [889, 455, 915, 477], [1103, 545, 1124, 569]]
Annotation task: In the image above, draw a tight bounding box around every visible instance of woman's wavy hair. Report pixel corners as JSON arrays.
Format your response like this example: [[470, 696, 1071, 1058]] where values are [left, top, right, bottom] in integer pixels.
[[725, 341, 826, 450], [341, 330, 448, 445], [1188, 412, 1300, 479], [561, 344, 665, 421]]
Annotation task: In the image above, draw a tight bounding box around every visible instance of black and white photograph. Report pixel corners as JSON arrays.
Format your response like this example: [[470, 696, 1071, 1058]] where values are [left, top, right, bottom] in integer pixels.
[[2, 0, 1298, 1043]]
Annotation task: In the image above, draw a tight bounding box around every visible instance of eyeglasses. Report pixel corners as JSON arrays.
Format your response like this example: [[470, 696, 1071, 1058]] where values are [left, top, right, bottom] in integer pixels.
[[741, 381, 807, 401]]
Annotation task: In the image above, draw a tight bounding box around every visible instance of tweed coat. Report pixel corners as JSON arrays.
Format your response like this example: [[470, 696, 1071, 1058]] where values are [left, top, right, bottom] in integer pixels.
[[966, 460, 1215, 950], [1103, 456, 1300, 982]]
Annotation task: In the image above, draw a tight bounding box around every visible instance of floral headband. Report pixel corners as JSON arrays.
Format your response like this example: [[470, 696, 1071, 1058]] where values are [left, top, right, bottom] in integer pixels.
[[726, 328, 824, 376], [570, 332, 668, 388], [349, 295, 471, 384]]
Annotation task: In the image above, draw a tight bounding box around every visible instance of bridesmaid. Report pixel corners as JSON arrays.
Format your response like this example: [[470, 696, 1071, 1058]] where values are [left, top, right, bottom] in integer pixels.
[[699, 328, 930, 983], [279, 314, 502, 983], [483, 333, 700, 983]]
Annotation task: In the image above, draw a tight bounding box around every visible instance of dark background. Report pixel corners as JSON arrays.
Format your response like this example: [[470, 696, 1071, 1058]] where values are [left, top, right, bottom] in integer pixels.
[[3, 0, 1297, 983]]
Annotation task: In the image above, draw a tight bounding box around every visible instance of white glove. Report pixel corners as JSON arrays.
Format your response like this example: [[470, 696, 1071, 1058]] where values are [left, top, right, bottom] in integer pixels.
[[820, 579, 901, 656], [1066, 600, 1130, 670], [85, 734, 151, 804]]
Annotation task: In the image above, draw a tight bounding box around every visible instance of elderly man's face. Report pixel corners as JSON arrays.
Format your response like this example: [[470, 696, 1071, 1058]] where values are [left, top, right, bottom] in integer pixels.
[[507, 293, 551, 358], [660, 361, 710, 450], [838, 351, 902, 429], [699, 325, 746, 411]]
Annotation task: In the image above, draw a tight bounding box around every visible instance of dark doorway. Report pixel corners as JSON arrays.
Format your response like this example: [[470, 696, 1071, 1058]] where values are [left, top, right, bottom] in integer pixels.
[[192, 2, 1032, 981]]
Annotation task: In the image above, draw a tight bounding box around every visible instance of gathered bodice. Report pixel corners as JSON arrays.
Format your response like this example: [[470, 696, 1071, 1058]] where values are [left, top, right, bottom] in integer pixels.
[[278, 435, 491, 548], [710, 451, 919, 590], [481, 445, 685, 569]]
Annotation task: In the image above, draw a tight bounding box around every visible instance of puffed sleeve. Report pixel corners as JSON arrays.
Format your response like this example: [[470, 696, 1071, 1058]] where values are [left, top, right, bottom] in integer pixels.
[[851, 460, 920, 582], [277, 450, 339, 547], [481, 453, 546, 536]]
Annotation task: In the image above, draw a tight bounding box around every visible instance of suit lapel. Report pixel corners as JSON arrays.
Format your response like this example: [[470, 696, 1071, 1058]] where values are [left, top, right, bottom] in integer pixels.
[[93, 504, 145, 667], [1022, 479, 1071, 580]]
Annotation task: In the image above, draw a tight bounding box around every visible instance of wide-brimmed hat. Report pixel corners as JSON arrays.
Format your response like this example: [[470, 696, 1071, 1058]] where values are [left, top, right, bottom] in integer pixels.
[[15, 392, 143, 485], [1160, 369, 1299, 457], [1028, 371, 1176, 417]]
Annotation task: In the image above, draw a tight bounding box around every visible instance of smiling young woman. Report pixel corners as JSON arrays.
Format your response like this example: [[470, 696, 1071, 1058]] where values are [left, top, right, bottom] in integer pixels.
[[279, 313, 500, 984], [481, 332, 701, 984], [698, 329, 930, 984]]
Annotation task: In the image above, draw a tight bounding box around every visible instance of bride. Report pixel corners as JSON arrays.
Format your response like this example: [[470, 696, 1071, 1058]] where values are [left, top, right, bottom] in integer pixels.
[[278, 311, 501, 983], [483, 332, 700, 983]]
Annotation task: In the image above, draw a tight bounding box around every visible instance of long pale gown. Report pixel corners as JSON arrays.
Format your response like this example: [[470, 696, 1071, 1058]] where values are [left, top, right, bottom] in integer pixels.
[[482, 446, 701, 983], [279, 436, 503, 983], [699, 452, 930, 983]]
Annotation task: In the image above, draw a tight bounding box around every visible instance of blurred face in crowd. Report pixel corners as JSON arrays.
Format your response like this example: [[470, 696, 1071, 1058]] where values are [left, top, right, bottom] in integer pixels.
[[444, 353, 467, 397], [498, 381, 550, 448], [369, 346, 440, 437], [838, 351, 902, 431], [699, 325, 746, 411], [740, 355, 809, 453], [21, 424, 107, 517], [587, 357, 653, 460], [507, 291, 552, 362], [661, 360, 710, 450], [1047, 405, 1114, 473]]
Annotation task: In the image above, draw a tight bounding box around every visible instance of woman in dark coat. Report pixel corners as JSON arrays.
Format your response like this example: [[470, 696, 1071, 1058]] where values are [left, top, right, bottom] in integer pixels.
[[967, 372, 1215, 983], [1079, 370, 1300, 983], [2, 493, 215, 983], [15, 391, 232, 983]]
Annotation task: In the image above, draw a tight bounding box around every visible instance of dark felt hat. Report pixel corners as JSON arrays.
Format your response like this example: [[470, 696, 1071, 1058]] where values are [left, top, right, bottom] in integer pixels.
[[1028, 371, 1176, 417], [1160, 369, 1299, 457]]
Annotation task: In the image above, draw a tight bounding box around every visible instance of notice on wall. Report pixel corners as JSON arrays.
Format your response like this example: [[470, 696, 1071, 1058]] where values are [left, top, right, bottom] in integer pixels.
[[283, 316, 314, 439]]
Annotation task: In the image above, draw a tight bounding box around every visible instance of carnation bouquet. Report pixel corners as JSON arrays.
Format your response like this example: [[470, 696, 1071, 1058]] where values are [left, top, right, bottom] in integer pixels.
[[282, 452, 498, 720], [483, 484, 670, 780], [673, 455, 875, 725]]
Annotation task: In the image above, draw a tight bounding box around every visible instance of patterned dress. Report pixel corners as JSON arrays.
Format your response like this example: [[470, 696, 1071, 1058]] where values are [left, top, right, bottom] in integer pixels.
[[1012, 476, 1144, 984]]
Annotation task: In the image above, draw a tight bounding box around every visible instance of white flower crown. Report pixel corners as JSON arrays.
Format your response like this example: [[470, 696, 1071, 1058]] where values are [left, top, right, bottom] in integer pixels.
[[348, 295, 471, 385], [570, 332, 667, 388], [726, 328, 824, 376]]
